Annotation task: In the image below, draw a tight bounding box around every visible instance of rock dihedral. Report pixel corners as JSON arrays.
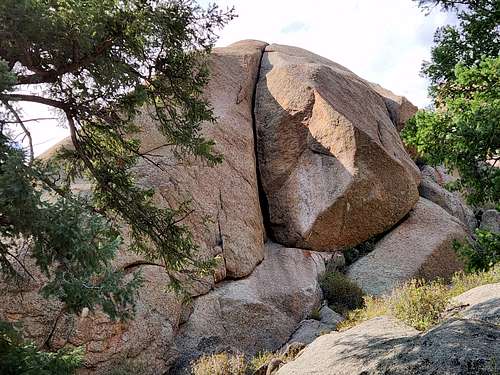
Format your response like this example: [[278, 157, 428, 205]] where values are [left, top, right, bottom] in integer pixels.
[[255, 44, 420, 251], [134, 40, 268, 283]]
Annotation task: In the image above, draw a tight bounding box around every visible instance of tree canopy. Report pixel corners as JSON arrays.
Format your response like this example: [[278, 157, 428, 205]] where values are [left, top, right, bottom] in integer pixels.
[[404, 0, 499, 207], [0, 0, 234, 318]]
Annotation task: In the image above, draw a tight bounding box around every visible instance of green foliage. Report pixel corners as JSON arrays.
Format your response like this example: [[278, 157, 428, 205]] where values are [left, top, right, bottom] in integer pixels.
[[0, 0, 234, 319], [389, 279, 449, 331], [0, 134, 142, 318], [406, 1, 499, 207], [0, 321, 83, 375], [309, 306, 322, 321], [415, 0, 499, 92], [403, 57, 500, 206], [319, 271, 365, 315], [454, 229, 500, 273]]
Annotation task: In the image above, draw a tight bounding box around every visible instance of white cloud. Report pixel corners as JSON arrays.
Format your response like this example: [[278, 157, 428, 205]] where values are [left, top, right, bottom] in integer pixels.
[[19, 0, 453, 154]]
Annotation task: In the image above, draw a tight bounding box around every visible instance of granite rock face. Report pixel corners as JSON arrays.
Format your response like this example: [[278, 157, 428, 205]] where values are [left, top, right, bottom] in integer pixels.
[[134, 40, 268, 284], [255, 44, 420, 252], [172, 242, 329, 372], [347, 198, 468, 296]]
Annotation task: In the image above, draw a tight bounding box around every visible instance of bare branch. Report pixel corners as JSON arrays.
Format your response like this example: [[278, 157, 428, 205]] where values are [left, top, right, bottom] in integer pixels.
[[1, 99, 34, 164], [0, 93, 68, 110]]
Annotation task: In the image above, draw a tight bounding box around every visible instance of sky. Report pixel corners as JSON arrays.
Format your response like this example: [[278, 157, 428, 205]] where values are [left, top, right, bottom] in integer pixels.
[[19, 0, 455, 155]]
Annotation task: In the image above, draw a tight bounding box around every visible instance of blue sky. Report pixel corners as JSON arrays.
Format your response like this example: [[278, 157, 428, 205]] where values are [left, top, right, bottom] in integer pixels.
[[23, 0, 455, 155]]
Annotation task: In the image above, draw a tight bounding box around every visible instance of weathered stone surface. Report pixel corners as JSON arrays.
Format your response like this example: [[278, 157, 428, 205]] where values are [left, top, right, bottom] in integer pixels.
[[369, 82, 418, 132], [277, 316, 419, 375], [173, 242, 329, 372], [347, 198, 468, 296], [480, 209, 500, 234], [285, 305, 343, 346], [451, 282, 500, 324], [278, 284, 500, 375], [419, 172, 477, 232], [0, 264, 182, 375], [2, 40, 271, 374], [134, 40, 268, 283], [255, 43, 420, 252]]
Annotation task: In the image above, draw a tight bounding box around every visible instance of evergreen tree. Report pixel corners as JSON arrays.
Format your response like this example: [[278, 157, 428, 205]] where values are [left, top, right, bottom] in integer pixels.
[[404, 0, 499, 206], [0, 0, 234, 318], [405, 0, 499, 273]]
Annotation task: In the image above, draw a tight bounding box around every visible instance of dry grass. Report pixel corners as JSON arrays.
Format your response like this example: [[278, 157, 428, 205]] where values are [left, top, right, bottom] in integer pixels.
[[191, 353, 247, 375], [337, 264, 500, 332]]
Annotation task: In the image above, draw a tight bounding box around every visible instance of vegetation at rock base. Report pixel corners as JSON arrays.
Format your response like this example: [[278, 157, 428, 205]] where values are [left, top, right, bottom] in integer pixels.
[[319, 270, 364, 315], [191, 352, 248, 375], [191, 347, 303, 375], [0, 321, 83, 375], [454, 229, 500, 273], [338, 264, 500, 331]]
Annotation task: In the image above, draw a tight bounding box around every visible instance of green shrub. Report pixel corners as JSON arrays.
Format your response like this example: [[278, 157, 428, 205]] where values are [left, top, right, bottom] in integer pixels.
[[454, 229, 500, 273], [389, 279, 449, 331], [309, 307, 321, 321], [191, 352, 247, 375], [0, 321, 83, 375], [319, 271, 364, 314]]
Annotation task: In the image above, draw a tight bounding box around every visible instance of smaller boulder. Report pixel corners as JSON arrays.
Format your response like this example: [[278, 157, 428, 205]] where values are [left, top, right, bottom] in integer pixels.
[[419, 173, 477, 232], [347, 198, 468, 296], [480, 209, 500, 234]]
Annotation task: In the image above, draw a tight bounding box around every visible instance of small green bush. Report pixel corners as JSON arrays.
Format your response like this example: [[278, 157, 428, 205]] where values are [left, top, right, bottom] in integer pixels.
[[389, 279, 449, 331], [309, 307, 321, 321], [454, 229, 500, 273], [191, 352, 247, 375], [319, 271, 364, 314], [0, 321, 83, 375]]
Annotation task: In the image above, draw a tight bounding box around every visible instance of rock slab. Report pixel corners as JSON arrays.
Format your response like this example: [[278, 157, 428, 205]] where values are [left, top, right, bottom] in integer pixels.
[[347, 197, 468, 296], [278, 283, 500, 375]]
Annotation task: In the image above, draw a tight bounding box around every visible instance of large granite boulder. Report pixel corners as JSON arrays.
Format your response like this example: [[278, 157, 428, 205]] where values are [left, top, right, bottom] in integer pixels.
[[173, 242, 329, 372], [277, 283, 500, 375], [347, 198, 468, 296], [255, 44, 420, 252]]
